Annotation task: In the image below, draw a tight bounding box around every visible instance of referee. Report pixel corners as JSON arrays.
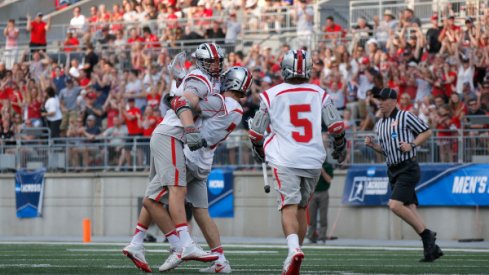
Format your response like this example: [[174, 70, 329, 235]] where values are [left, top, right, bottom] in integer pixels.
[[364, 88, 443, 262]]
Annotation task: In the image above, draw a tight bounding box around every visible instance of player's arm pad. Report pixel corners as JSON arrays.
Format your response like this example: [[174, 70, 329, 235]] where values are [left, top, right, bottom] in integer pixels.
[[168, 95, 192, 117], [248, 109, 270, 146]]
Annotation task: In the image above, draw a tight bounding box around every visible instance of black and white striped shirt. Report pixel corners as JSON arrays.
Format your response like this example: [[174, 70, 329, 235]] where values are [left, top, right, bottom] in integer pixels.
[[375, 108, 429, 166]]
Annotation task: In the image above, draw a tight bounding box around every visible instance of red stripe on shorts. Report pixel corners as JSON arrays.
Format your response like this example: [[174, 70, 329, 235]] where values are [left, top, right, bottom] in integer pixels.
[[155, 187, 168, 202], [171, 137, 179, 186], [273, 167, 284, 208]]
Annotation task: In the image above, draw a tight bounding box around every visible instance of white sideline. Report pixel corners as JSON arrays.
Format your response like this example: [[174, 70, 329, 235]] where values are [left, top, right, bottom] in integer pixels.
[[1, 241, 489, 253], [68, 248, 278, 254]]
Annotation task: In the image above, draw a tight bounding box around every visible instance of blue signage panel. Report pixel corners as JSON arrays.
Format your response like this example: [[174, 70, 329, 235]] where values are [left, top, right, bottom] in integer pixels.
[[343, 164, 489, 206], [15, 168, 46, 218], [207, 168, 234, 217]]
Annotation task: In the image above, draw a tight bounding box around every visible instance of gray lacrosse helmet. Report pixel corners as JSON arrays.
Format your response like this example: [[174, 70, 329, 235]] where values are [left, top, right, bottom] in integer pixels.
[[192, 43, 225, 78], [220, 66, 253, 97], [280, 49, 312, 81]]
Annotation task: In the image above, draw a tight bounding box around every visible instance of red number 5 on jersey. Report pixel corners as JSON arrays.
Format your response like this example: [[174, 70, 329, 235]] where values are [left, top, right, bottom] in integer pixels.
[[290, 104, 312, 143]]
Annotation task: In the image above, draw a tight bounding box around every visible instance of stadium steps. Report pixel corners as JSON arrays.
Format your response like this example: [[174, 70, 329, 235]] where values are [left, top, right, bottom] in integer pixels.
[[317, 0, 351, 28], [0, 0, 56, 23]]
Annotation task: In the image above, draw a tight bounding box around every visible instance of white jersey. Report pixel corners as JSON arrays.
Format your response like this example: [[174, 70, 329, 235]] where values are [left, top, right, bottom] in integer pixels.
[[260, 82, 329, 169], [154, 69, 220, 139], [184, 94, 243, 170]]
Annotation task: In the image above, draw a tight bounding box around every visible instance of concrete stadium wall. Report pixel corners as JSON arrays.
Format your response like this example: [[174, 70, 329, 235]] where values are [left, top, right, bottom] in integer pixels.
[[0, 171, 488, 240]]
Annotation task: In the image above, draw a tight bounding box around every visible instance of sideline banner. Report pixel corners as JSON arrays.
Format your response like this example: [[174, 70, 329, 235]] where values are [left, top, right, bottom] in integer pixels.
[[342, 164, 489, 206], [207, 168, 234, 218], [15, 168, 46, 218]]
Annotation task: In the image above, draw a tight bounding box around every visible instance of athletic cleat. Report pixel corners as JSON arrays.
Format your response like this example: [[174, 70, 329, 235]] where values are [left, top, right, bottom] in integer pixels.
[[420, 231, 443, 262], [122, 243, 152, 273], [181, 242, 219, 262], [199, 259, 232, 273], [420, 244, 444, 262], [158, 248, 183, 272], [282, 248, 304, 275]]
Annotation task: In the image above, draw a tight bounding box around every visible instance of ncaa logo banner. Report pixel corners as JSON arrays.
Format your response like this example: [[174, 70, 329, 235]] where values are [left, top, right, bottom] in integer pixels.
[[343, 164, 489, 206], [207, 168, 234, 218], [15, 168, 46, 218], [342, 165, 391, 206]]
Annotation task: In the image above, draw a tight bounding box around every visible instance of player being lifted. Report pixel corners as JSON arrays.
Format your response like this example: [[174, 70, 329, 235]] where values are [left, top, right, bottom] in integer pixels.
[[159, 66, 250, 273], [248, 49, 346, 275], [123, 43, 224, 272]]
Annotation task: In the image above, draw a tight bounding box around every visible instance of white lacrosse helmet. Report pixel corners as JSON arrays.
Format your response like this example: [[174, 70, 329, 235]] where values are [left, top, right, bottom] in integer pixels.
[[220, 66, 253, 97], [168, 51, 187, 80], [280, 49, 312, 81], [193, 43, 225, 78]]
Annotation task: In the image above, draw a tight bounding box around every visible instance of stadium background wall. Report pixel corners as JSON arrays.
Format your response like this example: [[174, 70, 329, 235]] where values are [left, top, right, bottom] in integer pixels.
[[0, 171, 488, 240]]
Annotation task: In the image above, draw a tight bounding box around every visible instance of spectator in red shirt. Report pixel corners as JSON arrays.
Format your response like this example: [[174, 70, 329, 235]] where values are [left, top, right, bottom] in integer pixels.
[[140, 106, 158, 137], [323, 16, 345, 40], [63, 31, 80, 53], [102, 90, 120, 129], [142, 26, 160, 48], [25, 85, 43, 127], [448, 92, 467, 122], [433, 105, 458, 162], [98, 4, 112, 23], [26, 13, 50, 53], [111, 4, 124, 32], [127, 28, 144, 45], [145, 87, 161, 111], [88, 5, 99, 32], [120, 98, 143, 136], [399, 93, 414, 112]]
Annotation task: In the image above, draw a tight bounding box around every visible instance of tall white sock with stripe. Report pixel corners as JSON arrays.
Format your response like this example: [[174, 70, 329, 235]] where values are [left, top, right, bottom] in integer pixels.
[[165, 229, 183, 250], [130, 223, 148, 246], [176, 223, 192, 247], [286, 234, 300, 254]]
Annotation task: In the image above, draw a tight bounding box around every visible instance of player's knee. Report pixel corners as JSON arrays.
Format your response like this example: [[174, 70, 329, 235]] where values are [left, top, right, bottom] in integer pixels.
[[388, 200, 402, 212], [168, 186, 187, 198], [143, 197, 157, 209], [192, 207, 208, 217]]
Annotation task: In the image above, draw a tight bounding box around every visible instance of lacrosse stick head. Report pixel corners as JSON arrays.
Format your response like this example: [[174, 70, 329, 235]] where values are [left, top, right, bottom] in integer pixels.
[[168, 51, 187, 80]]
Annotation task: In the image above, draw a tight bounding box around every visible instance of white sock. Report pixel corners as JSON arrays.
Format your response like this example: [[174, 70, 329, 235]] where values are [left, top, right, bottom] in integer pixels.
[[211, 246, 226, 262], [164, 230, 183, 250], [130, 223, 148, 246], [286, 234, 300, 254], [176, 224, 192, 246]]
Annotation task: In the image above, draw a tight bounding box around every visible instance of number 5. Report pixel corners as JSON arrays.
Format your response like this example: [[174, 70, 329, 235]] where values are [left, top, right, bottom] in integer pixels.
[[290, 104, 312, 143]]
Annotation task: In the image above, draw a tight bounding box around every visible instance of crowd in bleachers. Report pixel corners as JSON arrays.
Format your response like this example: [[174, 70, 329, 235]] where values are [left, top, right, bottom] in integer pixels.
[[1, 0, 489, 169]]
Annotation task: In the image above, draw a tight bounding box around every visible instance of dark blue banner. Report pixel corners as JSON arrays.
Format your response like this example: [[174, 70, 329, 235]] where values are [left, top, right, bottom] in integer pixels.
[[15, 168, 46, 218], [343, 164, 489, 206], [207, 168, 234, 217]]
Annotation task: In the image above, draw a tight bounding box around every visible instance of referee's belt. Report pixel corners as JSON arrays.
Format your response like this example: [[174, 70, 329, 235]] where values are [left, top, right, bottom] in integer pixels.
[[388, 157, 417, 168]]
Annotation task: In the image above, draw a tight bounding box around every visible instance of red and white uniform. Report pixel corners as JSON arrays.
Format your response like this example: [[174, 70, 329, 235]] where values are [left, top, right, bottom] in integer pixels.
[[184, 95, 243, 170], [154, 69, 220, 140], [261, 82, 330, 170]]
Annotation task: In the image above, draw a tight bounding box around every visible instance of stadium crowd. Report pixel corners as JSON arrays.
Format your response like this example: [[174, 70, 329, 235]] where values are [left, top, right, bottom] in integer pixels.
[[1, 0, 489, 169]]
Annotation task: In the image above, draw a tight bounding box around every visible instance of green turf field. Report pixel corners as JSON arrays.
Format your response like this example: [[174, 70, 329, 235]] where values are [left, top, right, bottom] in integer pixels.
[[0, 243, 488, 274]]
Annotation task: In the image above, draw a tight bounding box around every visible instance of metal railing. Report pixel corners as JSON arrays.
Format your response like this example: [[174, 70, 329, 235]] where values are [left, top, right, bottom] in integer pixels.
[[0, 39, 239, 68], [0, 5, 304, 46], [343, 129, 489, 166], [349, 0, 485, 28], [1, 129, 488, 173]]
